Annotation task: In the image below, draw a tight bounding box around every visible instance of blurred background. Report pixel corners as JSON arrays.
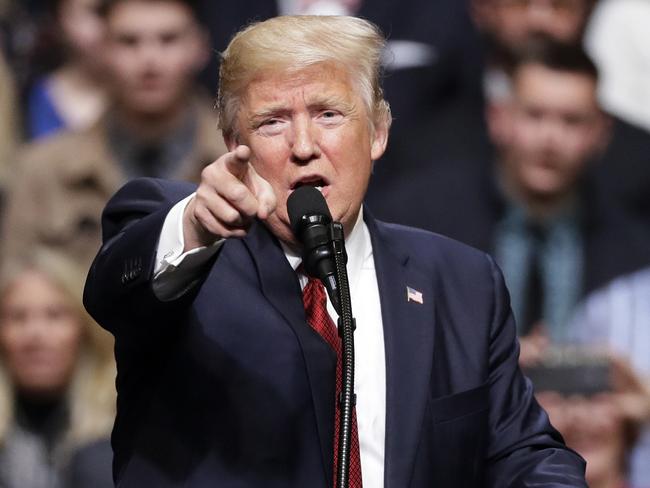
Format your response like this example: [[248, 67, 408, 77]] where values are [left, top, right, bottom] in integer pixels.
[[0, 1, 648, 487]]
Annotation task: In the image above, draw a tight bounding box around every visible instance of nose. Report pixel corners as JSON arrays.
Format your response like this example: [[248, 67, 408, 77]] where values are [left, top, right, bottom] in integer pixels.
[[289, 115, 321, 163], [537, 116, 562, 149], [135, 39, 162, 70]]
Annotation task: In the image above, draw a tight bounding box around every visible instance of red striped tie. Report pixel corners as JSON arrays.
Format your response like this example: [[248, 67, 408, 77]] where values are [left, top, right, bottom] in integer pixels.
[[302, 276, 363, 488]]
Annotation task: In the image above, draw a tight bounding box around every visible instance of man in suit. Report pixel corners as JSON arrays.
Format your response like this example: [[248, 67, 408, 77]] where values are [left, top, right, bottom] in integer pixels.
[[84, 15, 586, 487]]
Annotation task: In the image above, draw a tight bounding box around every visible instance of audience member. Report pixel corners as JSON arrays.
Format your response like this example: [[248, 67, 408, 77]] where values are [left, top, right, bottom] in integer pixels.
[[472, 0, 596, 67], [467, 41, 650, 342], [0, 250, 115, 488], [26, 0, 108, 140], [471, 40, 650, 486], [472, 0, 650, 230], [538, 389, 639, 488], [0, 0, 227, 268], [535, 352, 650, 488], [568, 268, 650, 487]]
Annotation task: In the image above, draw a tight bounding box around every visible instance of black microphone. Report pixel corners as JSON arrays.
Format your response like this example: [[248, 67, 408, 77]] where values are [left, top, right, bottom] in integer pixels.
[[287, 186, 340, 312]]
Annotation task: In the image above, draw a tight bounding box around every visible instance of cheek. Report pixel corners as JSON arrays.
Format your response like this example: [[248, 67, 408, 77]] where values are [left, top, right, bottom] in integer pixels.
[[161, 54, 192, 80], [109, 55, 136, 81], [54, 320, 84, 353], [499, 11, 527, 39], [0, 327, 22, 357], [250, 142, 290, 179], [569, 132, 598, 160], [555, 16, 584, 40], [511, 121, 537, 150]]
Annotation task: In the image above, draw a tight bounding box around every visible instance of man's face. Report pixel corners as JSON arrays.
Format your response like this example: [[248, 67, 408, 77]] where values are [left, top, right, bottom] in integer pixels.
[[477, 0, 589, 50], [502, 63, 607, 201], [229, 63, 388, 245], [103, 0, 206, 115]]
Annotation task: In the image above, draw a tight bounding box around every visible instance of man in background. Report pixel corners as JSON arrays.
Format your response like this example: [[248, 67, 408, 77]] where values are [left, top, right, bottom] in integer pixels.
[[479, 41, 650, 346], [1, 0, 226, 268], [472, 0, 650, 230]]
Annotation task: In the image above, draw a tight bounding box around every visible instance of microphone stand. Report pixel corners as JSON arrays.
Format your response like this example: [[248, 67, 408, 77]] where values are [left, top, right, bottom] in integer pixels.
[[328, 222, 356, 488]]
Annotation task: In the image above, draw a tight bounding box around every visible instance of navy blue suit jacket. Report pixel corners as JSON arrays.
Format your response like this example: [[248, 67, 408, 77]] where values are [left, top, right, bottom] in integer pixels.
[[84, 178, 586, 487]]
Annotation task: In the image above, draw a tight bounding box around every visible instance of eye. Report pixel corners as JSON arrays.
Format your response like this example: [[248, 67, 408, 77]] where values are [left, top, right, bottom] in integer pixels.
[[523, 107, 544, 122], [256, 118, 286, 136], [116, 33, 139, 48], [160, 32, 181, 45], [317, 110, 343, 125]]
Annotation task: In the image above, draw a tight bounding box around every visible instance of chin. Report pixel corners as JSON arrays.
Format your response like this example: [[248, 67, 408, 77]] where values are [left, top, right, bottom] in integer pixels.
[[264, 216, 296, 246]]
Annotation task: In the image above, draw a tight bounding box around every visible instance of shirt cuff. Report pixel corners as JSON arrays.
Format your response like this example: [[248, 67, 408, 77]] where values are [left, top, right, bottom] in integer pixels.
[[153, 193, 224, 301]]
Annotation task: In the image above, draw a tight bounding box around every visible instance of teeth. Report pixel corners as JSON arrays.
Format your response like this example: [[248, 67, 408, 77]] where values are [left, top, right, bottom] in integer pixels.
[[315, 186, 323, 192]]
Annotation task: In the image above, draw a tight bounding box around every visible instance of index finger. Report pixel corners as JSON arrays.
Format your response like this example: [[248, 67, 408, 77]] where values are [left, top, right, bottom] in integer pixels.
[[223, 145, 252, 180]]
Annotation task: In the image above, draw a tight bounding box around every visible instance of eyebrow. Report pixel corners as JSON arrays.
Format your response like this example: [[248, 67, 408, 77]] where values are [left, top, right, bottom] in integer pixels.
[[249, 95, 357, 125]]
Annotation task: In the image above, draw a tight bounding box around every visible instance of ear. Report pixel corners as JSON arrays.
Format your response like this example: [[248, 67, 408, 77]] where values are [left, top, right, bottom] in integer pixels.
[[370, 115, 389, 161], [593, 111, 612, 154], [224, 133, 238, 152], [486, 99, 514, 149]]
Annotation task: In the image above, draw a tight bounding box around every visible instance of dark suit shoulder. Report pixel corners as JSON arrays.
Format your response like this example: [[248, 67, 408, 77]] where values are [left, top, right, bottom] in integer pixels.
[[101, 177, 197, 241], [373, 219, 492, 270]]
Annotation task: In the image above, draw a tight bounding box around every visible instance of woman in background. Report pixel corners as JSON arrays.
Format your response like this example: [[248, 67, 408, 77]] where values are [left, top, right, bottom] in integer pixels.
[[0, 250, 115, 487], [26, 0, 107, 139]]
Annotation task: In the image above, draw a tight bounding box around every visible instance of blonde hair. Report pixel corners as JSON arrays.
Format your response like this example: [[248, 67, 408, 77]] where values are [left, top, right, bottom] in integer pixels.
[[0, 250, 116, 451], [217, 15, 392, 139]]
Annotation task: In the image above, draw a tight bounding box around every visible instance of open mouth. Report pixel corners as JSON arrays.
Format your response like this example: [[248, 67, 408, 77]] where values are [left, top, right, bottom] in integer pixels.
[[291, 177, 329, 192]]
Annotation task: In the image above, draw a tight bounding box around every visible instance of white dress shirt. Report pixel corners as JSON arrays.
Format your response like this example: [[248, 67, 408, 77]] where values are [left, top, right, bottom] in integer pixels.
[[153, 196, 386, 487]]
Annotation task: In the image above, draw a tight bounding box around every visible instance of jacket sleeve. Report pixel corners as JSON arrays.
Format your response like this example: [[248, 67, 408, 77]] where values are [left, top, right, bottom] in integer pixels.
[[83, 177, 202, 342], [484, 255, 588, 487]]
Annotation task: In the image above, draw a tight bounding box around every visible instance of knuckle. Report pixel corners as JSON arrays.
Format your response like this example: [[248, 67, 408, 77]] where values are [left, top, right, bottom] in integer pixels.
[[195, 186, 210, 203], [200, 164, 216, 182], [227, 184, 249, 203], [221, 207, 242, 226]]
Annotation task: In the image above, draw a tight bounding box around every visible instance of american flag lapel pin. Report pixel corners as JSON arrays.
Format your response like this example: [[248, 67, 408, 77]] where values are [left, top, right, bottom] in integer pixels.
[[406, 286, 423, 304]]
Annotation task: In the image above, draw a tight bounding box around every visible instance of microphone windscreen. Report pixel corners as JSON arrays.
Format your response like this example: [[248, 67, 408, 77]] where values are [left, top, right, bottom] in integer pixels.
[[287, 186, 331, 234]]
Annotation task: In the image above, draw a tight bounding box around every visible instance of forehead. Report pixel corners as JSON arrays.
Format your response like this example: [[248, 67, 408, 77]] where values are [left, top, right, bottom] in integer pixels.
[[241, 64, 361, 113], [106, 0, 195, 34], [514, 64, 597, 110], [2, 271, 64, 305]]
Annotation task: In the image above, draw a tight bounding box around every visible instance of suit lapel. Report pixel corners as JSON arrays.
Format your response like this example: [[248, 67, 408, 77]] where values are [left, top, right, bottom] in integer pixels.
[[243, 222, 335, 487], [366, 216, 436, 488]]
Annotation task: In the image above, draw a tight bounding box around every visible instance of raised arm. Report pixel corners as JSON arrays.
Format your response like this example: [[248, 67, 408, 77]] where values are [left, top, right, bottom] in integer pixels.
[[83, 145, 276, 338]]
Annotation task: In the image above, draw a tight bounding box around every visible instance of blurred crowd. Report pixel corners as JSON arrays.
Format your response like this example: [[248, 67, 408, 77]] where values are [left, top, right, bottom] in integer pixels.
[[0, 0, 648, 487]]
